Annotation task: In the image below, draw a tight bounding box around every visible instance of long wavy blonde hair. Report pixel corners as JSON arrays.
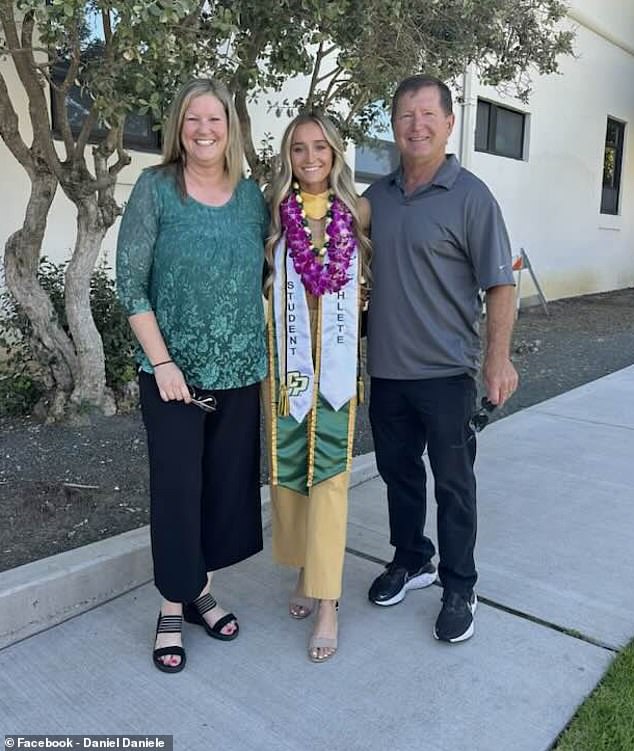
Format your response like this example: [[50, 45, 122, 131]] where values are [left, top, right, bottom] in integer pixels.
[[158, 78, 244, 195], [265, 111, 371, 295]]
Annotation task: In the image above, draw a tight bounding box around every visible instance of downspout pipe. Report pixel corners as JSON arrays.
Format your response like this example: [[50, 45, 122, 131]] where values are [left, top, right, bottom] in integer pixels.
[[459, 63, 476, 170]]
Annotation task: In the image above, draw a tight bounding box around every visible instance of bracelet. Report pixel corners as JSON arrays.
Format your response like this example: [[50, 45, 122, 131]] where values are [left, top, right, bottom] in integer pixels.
[[152, 359, 174, 368]]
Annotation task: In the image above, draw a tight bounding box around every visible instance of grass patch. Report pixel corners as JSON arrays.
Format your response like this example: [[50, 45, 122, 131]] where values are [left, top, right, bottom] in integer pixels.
[[555, 640, 634, 751]]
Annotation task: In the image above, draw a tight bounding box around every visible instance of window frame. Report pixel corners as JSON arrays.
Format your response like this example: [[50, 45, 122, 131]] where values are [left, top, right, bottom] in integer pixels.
[[49, 61, 161, 154], [600, 117, 626, 216], [475, 99, 527, 161], [354, 138, 400, 184]]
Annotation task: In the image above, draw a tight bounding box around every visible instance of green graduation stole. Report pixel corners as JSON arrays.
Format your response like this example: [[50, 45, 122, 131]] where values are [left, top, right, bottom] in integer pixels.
[[267, 240, 359, 495]]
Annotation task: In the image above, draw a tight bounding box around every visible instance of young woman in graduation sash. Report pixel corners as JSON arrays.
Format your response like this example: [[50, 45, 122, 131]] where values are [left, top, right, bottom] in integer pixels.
[[264, 112, 371, 662]]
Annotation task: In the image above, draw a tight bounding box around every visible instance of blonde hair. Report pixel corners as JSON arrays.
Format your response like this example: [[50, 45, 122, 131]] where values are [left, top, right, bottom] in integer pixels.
[[159, 78, 244, 193], [265, 111, 371, 295]]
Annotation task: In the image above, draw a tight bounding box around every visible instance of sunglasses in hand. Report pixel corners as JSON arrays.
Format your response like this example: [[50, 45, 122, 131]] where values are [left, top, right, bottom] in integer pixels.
[[469, 397, 496, 433], [451, 397, 497, 449], [188, 387, 217, 413]]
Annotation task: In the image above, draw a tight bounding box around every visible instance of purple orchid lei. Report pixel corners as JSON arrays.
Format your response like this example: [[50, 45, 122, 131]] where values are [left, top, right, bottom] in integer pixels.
[[280, 183, 357, 296]]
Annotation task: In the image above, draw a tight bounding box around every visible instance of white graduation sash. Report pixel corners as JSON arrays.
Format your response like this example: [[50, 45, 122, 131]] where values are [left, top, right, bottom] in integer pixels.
[[320, 257, 359, 411], [273, 236, 359, 422], [273, 238, 314, 422]]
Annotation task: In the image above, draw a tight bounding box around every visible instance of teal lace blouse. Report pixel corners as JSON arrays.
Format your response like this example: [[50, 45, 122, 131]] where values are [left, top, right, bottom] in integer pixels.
[[116, 168, 268, 390]]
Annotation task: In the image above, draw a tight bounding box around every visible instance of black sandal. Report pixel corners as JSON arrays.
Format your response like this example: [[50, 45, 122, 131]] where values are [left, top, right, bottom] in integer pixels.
[[153, 613, 186, 673], [183, 592, 239, 641]]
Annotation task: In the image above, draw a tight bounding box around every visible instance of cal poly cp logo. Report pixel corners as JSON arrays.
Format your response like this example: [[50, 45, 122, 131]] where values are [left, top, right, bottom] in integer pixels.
[[287, 371, 309, 397]]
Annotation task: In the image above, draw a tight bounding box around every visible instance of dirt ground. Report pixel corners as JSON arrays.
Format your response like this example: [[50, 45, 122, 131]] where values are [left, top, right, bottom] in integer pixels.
[[1, 287, 633, 573]]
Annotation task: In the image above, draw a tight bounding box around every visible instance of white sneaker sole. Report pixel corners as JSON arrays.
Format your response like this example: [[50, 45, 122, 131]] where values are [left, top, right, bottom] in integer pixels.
[[373, 569, 438, 607], [433, 594, 478, 643]]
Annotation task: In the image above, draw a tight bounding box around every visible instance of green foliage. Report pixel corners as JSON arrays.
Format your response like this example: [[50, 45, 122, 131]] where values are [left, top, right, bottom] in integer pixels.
[[7, 1, 217, 156], [204, 0, 575, 176], [3, 0, 576, 167], [89, 265, 137, 391], [0, 258, 135, 416], [0, 373, 45, 418], [0, 258, 64, 384]]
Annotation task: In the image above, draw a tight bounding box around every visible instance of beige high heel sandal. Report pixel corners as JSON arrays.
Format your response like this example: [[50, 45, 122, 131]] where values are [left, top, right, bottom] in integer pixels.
[[289, 569, 315, 619], [308, 601, 339, 663], [289, 595, 316, 619]]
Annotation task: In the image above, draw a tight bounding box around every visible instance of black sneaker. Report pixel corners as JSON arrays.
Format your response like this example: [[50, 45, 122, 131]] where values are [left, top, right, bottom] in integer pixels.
[[368, 561, 437, 606], [433, 591, 477, 643]]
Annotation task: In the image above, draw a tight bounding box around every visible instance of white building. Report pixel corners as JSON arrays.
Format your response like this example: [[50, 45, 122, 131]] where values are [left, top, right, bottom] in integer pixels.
[[469, 0, 634, 302], [356, 0, 634, 303], [1, 0, 632, 304]]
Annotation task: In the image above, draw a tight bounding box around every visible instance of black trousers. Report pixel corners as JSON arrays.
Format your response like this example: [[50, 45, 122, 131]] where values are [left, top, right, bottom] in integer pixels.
[[139, 372, 263, 603], [369, 374, 478, 595]]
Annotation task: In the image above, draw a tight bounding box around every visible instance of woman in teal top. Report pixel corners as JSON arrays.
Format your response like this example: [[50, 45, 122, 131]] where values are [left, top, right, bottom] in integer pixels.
[[116, 78, 267, 674]]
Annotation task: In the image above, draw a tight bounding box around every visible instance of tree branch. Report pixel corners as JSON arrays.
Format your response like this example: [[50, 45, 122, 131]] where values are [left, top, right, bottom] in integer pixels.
[[0, 70, 34, 175], [53, 46, 80, 159], [0, 2, 63, 180], [323, 74, 352, 108], [0, 43, 51, 57], [343, 90, 367, 127], [323, 65, 348, 104], [234, 85, 259, 175], [316, 64, 342, 85], [101, 8, 113, 45], [75, 109, 98, 163], [306, 41, 325, 108], [88, 121, 126, 230], [107, 122, 132, 179], [76, 8, 116, 165]]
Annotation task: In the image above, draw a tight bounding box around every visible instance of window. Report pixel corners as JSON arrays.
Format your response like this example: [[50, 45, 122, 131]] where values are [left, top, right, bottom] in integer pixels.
[[355, 139, 399, 183], [601, 118, 625, 215], [475, 100, 526, 160], [50, 62, 161, 153]]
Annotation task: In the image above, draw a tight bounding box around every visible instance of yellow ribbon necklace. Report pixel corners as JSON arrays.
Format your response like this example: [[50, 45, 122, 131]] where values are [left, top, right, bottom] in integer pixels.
[[300, 189, 330, 220]]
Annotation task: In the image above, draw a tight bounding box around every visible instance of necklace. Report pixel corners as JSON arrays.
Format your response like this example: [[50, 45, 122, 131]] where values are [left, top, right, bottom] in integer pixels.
[[301, 189, 329, 219], [280, 182, 357, 296]]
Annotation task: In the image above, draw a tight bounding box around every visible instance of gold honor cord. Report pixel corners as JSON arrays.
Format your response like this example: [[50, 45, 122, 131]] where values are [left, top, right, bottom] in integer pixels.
[[356, 253, 365, 406], [277, 248, 290, 418], [267, 293, 280, 486], [348, 255, 364, 471], [346, 387, 356, 472], [306, 294, 323, 488]]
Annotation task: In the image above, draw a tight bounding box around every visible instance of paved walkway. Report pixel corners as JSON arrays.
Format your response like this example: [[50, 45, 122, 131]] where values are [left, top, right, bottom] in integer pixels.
[[2, 366, 634, 750]]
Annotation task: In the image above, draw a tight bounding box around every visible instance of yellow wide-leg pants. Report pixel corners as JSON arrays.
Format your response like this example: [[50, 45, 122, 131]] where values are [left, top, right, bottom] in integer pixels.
[[270, 472, 349, 600], [264, 301, 353, 600]]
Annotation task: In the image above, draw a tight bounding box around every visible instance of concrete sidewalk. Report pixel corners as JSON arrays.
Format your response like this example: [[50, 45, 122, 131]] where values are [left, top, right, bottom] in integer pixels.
[[2, 366, 634, 750]]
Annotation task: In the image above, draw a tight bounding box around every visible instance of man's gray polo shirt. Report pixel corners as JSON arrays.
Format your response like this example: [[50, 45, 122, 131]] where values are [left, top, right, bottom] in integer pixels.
[[364, 154, 514, 379]]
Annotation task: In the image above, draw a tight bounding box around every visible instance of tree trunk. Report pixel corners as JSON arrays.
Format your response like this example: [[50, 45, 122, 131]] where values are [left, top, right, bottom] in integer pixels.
[[234, 87, 263, 180], [64, 197, 116, 416], [3, 169, 79, 420]]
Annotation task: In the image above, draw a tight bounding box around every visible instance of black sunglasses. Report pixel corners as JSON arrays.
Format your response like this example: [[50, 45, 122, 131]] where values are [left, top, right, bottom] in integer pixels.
[[451, 397, 496, 449], [469, 397, 496, 433], [188, 387, 217, 413]]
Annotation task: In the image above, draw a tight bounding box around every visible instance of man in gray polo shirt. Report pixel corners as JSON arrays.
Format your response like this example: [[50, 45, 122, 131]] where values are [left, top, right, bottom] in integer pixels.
[[365, 74, 518, 643]]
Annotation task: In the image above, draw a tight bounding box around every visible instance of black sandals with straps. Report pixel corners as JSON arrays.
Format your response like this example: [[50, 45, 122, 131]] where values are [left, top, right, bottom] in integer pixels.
[[183, 592, 240, 641], [153, 613, 186, 673]]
